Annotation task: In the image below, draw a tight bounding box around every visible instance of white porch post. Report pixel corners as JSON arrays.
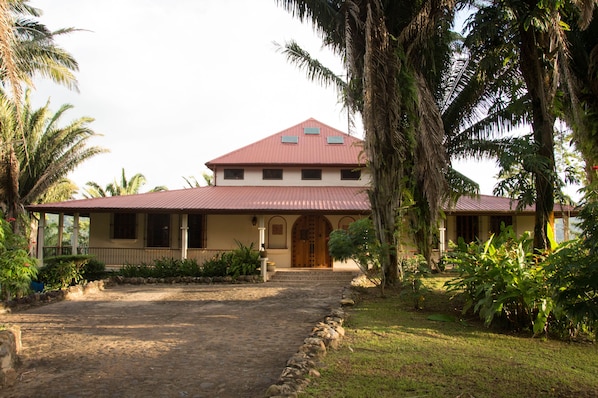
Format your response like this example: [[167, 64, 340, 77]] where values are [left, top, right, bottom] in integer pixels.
[[72, 213, 79, 255], [438, 227, 446, 258], [37, 212, 45, 264], [58, 213, 64, 255], [181, 214, 189, 260], [258, 216, 268, 282]]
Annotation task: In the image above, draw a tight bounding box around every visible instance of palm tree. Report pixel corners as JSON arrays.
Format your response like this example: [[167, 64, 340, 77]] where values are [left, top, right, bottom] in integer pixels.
[[13, 92, 107, 205], [464, 0, 597, 250], [564, 9, 598, 183], [0, 0, 79, 228], [84, 168, 167, 198], [277, 0, 454, 286]]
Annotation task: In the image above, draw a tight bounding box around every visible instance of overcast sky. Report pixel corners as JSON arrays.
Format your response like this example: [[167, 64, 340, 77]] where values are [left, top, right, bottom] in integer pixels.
[[28, 0, 500, 196]]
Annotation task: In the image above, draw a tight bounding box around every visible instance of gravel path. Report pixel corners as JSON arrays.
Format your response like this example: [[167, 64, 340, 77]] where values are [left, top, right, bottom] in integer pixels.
[[3, 281, 348, 398]]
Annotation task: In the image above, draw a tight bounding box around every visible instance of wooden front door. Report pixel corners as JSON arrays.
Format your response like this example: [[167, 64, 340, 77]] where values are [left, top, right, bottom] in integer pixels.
[[291, 215, 332, 268]]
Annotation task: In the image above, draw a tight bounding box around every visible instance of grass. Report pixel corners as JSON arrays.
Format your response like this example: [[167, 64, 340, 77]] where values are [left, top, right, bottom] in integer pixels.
[[300, 275, 598, 398]]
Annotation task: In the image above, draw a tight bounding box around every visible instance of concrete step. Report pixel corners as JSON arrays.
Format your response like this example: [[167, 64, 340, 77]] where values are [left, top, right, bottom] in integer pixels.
[[268, 269, 358, 284]]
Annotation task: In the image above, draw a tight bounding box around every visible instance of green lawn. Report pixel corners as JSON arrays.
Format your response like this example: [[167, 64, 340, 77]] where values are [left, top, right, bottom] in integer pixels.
[[300, 276, 598, 398]]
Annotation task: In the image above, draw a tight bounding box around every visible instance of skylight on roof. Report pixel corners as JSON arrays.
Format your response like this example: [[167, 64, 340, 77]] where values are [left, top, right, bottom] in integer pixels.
[[327, 136, 344, 144], [281, 135, 299, 143], [303, 127, 320, 135]]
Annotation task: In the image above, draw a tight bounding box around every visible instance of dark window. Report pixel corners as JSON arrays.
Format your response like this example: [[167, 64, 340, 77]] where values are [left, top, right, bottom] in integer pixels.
[[341, 169, 361, 180], [263, 169, 283, 180], [489, 215, 513, 235], [223, 169, 244, 180], [456, 215, 479, 243], [113, 213, 136, 239], [147, 213, 170, 247], [188, 214, 205, 249], [301, 169, 322, 180]]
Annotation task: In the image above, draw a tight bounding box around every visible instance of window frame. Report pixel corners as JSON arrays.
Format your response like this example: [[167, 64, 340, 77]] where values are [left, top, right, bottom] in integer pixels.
[[340, 169, 361, 180], [301, 169, 322, 180], [223, 168, 244, 180], [112, 213, 136, 240], [262, 168, 283, 180]]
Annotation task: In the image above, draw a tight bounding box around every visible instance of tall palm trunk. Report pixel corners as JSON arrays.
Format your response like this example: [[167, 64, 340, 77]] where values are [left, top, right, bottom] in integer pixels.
[[362, 2, 406, 285], [519, 24, 558, 250], [1, 145, 21, 228]]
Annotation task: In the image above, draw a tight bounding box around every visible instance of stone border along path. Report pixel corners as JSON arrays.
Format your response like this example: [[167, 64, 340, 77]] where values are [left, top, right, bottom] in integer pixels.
[[2, 276, 358, 398]]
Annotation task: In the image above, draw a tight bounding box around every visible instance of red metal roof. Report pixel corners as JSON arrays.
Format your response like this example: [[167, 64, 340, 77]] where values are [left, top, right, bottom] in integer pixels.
[[446, 194, 577, 215], [205, 118, 365, 168], [26, 190, 577, 217], [27, 186, 371, 215]]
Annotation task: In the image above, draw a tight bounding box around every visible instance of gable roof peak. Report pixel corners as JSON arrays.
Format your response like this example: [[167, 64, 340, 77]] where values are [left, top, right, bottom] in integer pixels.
[[205, 118, 364, 168]]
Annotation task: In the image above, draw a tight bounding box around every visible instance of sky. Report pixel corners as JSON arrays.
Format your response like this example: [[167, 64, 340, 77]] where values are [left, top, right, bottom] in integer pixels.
[[28, 0, 500, 196]]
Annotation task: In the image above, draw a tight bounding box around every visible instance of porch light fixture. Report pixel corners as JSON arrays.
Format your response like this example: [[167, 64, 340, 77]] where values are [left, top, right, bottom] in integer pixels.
[[251, 216, 257, 226]]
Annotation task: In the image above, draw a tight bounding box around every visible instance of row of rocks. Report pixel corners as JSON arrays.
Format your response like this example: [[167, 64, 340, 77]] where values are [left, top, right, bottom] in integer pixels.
[[265, 286, 357, 398], [0, 280, 106, 314]]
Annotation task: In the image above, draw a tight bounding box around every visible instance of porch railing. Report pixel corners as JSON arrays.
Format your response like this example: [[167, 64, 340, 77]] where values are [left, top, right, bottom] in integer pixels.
[[42, 246, 224, 268]]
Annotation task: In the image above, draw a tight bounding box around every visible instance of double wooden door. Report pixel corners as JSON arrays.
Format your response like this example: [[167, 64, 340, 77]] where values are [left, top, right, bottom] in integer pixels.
[[291, 215, 332, 268]]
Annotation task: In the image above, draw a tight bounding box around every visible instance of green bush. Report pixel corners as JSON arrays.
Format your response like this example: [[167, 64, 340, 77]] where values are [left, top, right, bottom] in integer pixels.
[[119, 258, 202, 278], [201, 254, 228, 277], [445, 226, 552, 334], [545, 183, 598, 339], [227, 241, 260, 277], [0, 216, 38, 301], [117, 242, 259, 279], [81, 258, 107, 280]]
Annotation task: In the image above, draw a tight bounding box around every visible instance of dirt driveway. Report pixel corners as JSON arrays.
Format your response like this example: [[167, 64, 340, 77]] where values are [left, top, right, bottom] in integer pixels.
[[3, 280, 349, 398]]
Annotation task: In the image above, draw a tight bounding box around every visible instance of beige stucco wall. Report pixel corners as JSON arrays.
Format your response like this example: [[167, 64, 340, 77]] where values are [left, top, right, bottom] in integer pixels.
[[88, 212, 363, 270], [214, 167, 369, 187], [443, 214, 536, 248], [89, 213, 182, 248]]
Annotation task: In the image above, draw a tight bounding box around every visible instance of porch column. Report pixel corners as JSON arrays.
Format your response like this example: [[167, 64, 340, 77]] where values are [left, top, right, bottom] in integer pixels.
[[58, 213, 64, 255], [72, 213, 79, 255], [37, 212, 45, 264], [258, 216, 268, 282], [180, 214, 189, 260], [258, 216, 266, 251], [439, 219, 446, 256]]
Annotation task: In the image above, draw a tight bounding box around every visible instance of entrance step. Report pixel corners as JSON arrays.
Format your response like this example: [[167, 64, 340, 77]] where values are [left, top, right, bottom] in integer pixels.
[[268, 269, 359, 285]]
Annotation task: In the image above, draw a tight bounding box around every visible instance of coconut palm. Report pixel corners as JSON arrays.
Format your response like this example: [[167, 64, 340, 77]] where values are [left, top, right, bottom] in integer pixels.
[[277, 0, 455, 285], [464, 0, 597, 250], [564, 9, 598, 183], [0, 0, 79, 228], [84, 168, 167, 198], [13, 92, 106, 205]]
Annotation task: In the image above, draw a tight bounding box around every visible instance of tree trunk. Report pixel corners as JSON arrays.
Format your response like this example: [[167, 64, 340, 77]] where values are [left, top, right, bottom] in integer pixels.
[[518, 26, 557, 251], [1, 145, 22, 233]]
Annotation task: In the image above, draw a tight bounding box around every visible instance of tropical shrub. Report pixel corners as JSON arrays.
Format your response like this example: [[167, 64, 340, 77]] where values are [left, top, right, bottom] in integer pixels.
[[226, 241, 260, 277], [38, 255, 93, 290], [120, 258, 201, 278], [545, 182, 598, 338], [0, 216, 38, 301], [81, 258, 108, 280], [445, 226, 553, 334], [328, 218, 382, 286], [118, 242, 259, 279]]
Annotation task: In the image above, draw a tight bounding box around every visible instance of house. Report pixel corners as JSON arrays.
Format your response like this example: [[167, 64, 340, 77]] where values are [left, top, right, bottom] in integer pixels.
[[26, 118, 577, 271]]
